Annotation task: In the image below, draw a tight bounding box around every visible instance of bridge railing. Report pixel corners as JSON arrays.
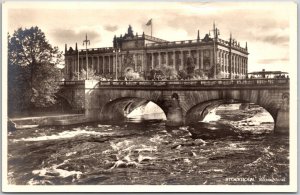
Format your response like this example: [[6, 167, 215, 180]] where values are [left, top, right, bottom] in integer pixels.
[[96, 78, 289, 87], [58, 78, 289, 87]]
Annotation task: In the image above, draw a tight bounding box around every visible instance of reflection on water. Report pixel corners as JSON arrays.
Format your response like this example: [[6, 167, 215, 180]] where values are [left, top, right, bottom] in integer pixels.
[[7, 104, 289, 185]]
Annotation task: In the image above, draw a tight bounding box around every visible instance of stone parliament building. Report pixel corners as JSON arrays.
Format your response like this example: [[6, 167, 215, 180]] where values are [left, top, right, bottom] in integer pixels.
[[64, 25, 249, 80]]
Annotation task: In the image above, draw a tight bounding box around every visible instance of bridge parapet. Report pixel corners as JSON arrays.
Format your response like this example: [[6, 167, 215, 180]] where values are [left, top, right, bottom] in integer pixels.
[[58, 80, 85, 86], [93, 78, 289, 89], [59, 78, 289, 88]]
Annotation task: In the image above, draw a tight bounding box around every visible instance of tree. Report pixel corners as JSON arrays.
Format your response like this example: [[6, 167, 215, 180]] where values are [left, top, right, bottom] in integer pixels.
[[207, 63, 221, 79], [194, 69, 208, 79], [124, 69, 142, 80], [73, 68, 98, 80], [8, 26, 63, 114], [160, 65, 177, 79], [178, 70, 188, 80]]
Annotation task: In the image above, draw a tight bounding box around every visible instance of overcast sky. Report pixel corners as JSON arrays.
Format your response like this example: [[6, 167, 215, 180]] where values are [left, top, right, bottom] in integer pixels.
[[6, 1, 296, 73]]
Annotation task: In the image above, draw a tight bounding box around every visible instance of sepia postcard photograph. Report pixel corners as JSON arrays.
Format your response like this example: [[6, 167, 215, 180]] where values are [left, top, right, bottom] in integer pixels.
[[2, 1, 297, 192]]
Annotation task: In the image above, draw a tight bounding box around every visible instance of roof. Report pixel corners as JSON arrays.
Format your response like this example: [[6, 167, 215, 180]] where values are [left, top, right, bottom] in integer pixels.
[[144, 34, 167, 43]]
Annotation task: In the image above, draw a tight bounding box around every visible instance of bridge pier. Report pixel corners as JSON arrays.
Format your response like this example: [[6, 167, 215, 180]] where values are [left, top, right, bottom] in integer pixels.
[[274, 95, 289, 134], [165, 95, 184, 126], [274, 109, 289, 134]]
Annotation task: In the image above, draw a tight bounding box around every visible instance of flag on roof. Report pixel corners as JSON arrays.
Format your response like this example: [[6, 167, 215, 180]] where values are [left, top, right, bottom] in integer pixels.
[[146, 19, 152, 26]]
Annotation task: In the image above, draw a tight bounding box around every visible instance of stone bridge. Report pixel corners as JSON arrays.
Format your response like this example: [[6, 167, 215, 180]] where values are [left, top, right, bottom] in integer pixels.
[[58, 79, 289, 134]]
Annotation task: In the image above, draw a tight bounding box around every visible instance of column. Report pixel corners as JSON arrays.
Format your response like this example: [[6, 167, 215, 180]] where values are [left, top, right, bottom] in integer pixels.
[[76, 57, 79, 74], [158, 52, 161, 67], [65, 58, 68, 77], [151, 53, 154, 69], [120, 54, 123, 73], [244, 58, 246, 74], [241, 58, 243, 75], [237, 56, 239, 74], [242, 57, 245, 74], [113, 55, 115, 73], [240, 57, 243, 74], [79, 57, 81, 71], [196, 50, 200, 69], [166, 52, 169, 66], [102, 56, 105, 74], [226, 53, 229, 72], [97, 56, 99, 73], [141, 52, 144, 71], [111, 55, 113, 73], [231, 55, 234, 74], [200, 50, 203, 69], [110, 55, 112, 73], [173, 51, 176, 68], [81, 57, 84, 71], [234, 55, 236, 74], [134, 54, 137, 71], [210, 50, 213, 67], [239, 56, 241, 74], [181, 50, 184, 70], [235, 55, 238, 74], [243, 57, 246, 74], [72, 57, 75, 76]]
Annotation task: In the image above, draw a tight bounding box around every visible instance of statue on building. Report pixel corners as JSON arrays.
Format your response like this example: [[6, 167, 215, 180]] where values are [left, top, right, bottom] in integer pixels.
[[123, 25, 134, 39]]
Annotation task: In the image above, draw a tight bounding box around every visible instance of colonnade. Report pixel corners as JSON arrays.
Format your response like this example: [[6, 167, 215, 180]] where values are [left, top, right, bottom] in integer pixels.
[[65, 48, 248, 80], [147, 49, 248, 76]]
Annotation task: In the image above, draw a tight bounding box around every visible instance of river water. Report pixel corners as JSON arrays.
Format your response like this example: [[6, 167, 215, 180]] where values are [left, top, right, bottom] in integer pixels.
[[7, 104, 289, 185]]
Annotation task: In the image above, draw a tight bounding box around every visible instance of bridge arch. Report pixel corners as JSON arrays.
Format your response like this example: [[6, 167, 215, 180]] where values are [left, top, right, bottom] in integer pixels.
[[185, 99, 276, 126], [181, 89, 283, 122], [99, 97, 167, 122]]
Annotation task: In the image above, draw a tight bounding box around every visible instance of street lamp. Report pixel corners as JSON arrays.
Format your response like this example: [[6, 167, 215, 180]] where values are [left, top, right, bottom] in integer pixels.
[[83, 34, 90, 80], [209, 22, 220, 79], [114, 44, 121, 80]]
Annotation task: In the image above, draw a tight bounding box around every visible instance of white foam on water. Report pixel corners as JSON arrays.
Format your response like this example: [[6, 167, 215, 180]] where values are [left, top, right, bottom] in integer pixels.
[[246, 110, 274, 123], [110, 140, 133, 151], [149, 135, 164, 143], [202, 108, 221, 122], [135, 145, 157, 152], [199, 169, 224, 173], [27, 178, 54, 185], [137, 154, 156, 163], [183, 158, 192, 164], [179, 126, 189, 131], [108, 140, 158, 169], [66, 151, 77, 157], [13, 130, 114, 142], [97, 124, 112, 128], [31, 160, 82, 182]]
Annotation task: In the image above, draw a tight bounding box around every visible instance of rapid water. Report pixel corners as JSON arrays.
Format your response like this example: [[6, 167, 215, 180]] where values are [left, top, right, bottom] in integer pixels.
[[7, 104, 289, 185]]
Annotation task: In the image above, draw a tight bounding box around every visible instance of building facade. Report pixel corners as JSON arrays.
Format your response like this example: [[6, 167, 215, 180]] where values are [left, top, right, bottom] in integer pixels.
[[64, 25, 249, 80]]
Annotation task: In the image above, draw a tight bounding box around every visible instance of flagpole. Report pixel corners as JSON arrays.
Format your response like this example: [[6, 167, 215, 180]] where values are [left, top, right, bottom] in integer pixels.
[[151, 20, 153, 37], [77, 47, 79, 80]]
